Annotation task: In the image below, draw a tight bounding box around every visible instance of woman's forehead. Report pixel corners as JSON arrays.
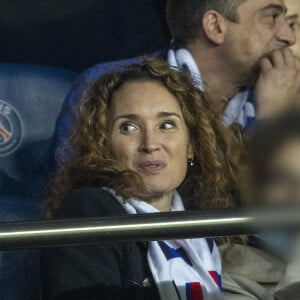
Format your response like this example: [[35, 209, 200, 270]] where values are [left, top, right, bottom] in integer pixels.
[[111, 80, 183, 116]]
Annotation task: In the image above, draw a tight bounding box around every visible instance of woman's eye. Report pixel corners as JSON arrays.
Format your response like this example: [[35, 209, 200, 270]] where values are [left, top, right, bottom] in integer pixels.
[[160, 121, 176, 130], [120, 123, 137, 133]]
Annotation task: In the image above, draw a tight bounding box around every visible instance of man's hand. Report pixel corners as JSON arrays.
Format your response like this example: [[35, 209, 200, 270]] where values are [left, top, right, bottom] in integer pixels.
[[254, 48, 300, 119]]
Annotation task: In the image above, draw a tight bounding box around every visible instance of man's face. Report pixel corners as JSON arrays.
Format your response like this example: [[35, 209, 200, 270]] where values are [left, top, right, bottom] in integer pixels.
[[285, 0, 300, 57], [222, 0, 295, 87]]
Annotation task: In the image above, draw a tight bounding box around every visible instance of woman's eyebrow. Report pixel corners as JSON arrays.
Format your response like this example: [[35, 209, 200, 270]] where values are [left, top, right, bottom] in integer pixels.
[[112, 112, 182, 122], [113, 114, 139, 122], [157, 111, 182, 119]]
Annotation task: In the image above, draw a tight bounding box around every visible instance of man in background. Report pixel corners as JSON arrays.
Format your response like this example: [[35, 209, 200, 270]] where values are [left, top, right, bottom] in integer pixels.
[[166, 0, 300, 127], [53, 0, 300, 164], [286, 0, 300, 57]]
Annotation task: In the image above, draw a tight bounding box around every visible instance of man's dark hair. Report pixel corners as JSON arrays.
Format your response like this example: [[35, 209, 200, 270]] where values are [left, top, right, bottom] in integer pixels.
[[166, 0, 247, 44]]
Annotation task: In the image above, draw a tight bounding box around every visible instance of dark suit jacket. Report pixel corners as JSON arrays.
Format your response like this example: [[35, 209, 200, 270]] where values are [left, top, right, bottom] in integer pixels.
[[41, 187, 160, 300]]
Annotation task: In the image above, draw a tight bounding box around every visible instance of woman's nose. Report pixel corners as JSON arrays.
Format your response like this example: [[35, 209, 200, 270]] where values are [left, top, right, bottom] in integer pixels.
[[138, 131, 160, 153]]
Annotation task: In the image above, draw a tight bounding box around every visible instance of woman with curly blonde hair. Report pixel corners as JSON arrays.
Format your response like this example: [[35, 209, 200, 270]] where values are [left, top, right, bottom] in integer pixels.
[[42, 58, 242, 300]]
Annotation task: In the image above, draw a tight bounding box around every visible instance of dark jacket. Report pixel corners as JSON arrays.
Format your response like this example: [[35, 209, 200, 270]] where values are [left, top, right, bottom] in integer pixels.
[[41, 187, 160, 300]]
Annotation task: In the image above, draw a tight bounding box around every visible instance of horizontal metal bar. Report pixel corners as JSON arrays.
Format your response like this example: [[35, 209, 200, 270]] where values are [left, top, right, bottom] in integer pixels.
[[0, 208, 299, 250]]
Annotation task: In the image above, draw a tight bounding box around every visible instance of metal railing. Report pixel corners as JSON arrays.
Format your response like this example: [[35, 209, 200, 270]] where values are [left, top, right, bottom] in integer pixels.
[[0, 208, 299, 250]]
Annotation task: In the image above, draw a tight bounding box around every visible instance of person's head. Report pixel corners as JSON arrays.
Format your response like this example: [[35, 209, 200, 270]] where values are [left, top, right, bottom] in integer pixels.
[[46, 59, 242, 216], [285, 0, 300, 57], [251, 109, 300, 207], [166, 0, 295, 86], [109, 79, 193, 201]]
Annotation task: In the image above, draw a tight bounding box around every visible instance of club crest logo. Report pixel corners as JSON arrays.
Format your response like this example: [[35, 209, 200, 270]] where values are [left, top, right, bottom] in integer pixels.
[[0, 100, 22, 156]]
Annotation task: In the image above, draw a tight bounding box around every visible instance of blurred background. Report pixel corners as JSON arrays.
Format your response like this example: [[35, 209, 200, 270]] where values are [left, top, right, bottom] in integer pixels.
[[1, 0, 170, 72]]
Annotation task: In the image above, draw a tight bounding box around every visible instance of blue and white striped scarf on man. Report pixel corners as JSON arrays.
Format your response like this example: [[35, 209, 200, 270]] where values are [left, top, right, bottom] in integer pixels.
[[167, 44, 255, 129]]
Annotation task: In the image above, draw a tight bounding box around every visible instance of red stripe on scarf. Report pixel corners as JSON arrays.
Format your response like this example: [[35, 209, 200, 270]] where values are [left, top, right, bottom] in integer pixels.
[[189, 282, 203, 300], [209, 271, 221, 290]]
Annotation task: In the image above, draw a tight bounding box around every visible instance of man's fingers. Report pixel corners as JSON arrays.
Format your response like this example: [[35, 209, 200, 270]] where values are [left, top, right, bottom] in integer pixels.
[[270, 49, 285, 68], [296, 70, 300, 88], [295, 56, 300, 71], [283, 47, 295, 67], [260, 57, 273, 72]]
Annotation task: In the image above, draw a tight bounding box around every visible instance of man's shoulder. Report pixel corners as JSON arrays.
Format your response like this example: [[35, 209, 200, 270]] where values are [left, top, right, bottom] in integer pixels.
[[79, 49, 168, 84], [80, 49, 166, 81], [63, 48, 168, 107], [81, 56, 143, 83]]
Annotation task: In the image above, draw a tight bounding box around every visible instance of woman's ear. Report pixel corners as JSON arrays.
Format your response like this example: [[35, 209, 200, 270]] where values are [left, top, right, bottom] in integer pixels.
[[202, 10, 227, 45], [187, 141, 194, 160]]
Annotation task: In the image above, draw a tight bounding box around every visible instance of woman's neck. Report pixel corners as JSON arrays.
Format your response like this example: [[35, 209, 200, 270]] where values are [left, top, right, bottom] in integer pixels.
[[146, 191, 174, 212]]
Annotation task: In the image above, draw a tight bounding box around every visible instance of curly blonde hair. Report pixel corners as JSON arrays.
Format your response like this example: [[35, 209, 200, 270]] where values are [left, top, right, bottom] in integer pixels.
[[45, 58, 243, 217]]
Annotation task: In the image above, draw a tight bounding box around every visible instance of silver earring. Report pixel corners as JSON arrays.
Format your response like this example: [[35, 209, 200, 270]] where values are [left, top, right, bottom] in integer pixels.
[[189, 158, 194, 166]]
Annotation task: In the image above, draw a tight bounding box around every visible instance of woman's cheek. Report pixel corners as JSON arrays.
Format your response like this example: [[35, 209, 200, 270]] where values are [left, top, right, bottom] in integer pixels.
[[112, 137, 138, 167]]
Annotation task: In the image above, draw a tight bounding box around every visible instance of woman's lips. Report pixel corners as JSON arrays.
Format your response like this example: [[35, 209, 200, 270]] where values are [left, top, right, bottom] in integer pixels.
[[137, 160, 167, 174]]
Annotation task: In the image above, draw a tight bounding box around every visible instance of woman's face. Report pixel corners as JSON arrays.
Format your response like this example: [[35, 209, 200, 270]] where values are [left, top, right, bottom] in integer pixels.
[[260, 138, 300, 206], [108, 80, 194, 198]]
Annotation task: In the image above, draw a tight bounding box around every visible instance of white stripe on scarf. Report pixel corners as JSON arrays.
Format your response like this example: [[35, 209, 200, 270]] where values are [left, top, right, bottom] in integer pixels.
[[167, 46, 255, 128], [104, 188, 223, 300]]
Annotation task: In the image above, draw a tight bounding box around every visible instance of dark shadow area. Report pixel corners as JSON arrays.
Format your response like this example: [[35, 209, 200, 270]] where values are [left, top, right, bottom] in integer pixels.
[[0, 0, 169, 72]]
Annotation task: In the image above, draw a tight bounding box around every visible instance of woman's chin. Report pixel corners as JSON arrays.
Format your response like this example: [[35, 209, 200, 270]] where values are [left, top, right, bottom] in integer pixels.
[[141, 185, 175, 199], [141, 175, 179, 192]]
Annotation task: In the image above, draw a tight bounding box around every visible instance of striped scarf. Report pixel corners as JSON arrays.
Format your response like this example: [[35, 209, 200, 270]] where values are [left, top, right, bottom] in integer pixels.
[[105, 188, 223, 300], [167, 44, 255, 129]]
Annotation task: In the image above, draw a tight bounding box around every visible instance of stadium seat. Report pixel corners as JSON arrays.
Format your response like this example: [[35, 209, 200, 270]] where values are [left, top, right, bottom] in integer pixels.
[[0, 64, 77, 300]]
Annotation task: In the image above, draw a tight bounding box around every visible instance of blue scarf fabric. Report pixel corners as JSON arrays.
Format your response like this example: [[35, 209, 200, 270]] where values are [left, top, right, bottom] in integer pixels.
[[167, 43, 255, 129]]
